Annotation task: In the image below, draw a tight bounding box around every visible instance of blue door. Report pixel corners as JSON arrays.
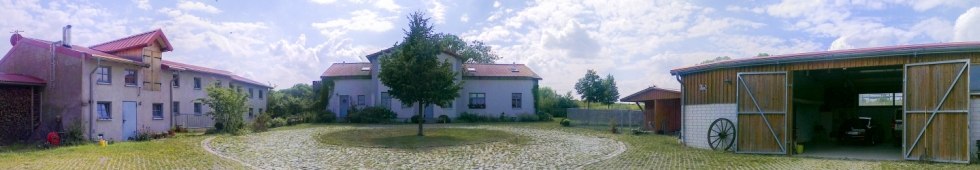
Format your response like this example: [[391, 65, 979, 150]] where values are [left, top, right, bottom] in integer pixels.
[[424, 104, 434, 122], [339, 95, 350, 119], [122, 101, 138, 140]]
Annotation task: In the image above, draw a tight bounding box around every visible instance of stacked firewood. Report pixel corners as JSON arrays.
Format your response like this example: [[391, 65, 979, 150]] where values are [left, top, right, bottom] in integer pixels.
[[0, 86, 34, 144]]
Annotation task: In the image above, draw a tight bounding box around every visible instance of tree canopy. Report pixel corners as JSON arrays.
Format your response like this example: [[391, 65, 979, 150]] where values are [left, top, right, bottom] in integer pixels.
[[434, 33, 500, 64], [600, 74, 620, 106], [199, 85, 248, 134], [574, 69, 605, 109], [536, 86, 578, 117], [379, 11, 463, 136]]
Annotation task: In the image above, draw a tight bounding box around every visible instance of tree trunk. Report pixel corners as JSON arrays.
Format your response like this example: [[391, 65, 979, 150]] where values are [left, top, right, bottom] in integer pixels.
[[586, 101, 590, 110], [417, 102, 425, 136]]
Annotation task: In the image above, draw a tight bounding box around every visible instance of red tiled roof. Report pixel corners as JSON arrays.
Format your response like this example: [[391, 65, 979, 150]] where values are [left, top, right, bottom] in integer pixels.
[[463, 64, 541, 79], [321, 63, 372, 78], [0, 72, 45, 86], [671, 41, 980, 75], [89, 29, 173, 53], [161, 60, 269, 88]]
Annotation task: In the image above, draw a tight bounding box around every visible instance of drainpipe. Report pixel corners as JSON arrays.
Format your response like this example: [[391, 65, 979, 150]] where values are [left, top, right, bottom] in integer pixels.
[[675, 75, 685, 143], [170, 71, 177, 128], [88, 56, 102, 140]]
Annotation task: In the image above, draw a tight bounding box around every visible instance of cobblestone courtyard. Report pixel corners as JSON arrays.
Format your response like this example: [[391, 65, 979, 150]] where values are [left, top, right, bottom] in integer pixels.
[[208, 125, 626, 169]]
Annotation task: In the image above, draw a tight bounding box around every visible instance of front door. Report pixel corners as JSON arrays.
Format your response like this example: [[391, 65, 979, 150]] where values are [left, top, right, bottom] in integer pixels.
[[122, 101, 138, 140], [339, 95, 350, 118], [903, 60, 970, 163], [424, 104, 434, 122], [735, 72, 788, 154]]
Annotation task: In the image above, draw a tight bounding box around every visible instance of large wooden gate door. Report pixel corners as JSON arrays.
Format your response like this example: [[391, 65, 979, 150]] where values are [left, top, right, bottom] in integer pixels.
[[736, 72, 788, 154], [904, 60, 970, 163]]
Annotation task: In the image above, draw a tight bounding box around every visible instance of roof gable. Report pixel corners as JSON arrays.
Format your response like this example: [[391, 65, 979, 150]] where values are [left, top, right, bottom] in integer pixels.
[[89, 29, 173, 53]]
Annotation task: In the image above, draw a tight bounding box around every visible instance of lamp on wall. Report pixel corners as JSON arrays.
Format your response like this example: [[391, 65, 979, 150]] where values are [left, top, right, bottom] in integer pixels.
[[699, 84, 707, 92]]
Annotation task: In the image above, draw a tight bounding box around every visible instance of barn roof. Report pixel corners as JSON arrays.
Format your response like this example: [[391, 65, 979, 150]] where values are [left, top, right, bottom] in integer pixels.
[[620, 86, 680, 102], [670, 41, 980, 75]]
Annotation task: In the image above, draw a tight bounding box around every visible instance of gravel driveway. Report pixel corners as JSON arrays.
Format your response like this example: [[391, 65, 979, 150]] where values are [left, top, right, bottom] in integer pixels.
[[208, 125, 625, 169]]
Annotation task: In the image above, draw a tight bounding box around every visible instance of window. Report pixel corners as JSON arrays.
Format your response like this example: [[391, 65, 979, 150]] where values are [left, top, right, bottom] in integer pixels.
[[858, 93, 903, 106], [469, 93, 486, 109], [96, 66, 111, 84], [259, 108, 263, 114], [357, 95, 366, 106], [172, 74, 180, 88], [972, 65, 980, 93], [194, 77, 202, 89], [215, 80, 222, 87], [259, 90, 264, 99], [512, 93, 522, 108], [124, 69, 138, 86], [97, 102, 111, 120], [152, 103, 163, 119], [249, 88, 254, 98], [194, 102, 203, 115], [380, 92, 391, 109], [172, 102, 180, 115], [248, 108, 254, 118]]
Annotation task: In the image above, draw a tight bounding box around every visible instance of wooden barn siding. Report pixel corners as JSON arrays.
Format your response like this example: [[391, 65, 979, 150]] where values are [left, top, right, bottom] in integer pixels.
[[904, 62, 970, 162], [681, 52, 980, 156], [736, 73, 788, 153], [681, 52, 980, 105]]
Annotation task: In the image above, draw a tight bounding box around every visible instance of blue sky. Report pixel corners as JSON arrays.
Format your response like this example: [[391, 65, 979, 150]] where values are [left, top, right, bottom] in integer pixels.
[[2, 0, 980, 98]]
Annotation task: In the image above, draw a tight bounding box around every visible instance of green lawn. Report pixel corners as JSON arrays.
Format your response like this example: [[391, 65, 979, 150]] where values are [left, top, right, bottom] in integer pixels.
[[316, 127, 529, 149], [0, 133, 245, 169]]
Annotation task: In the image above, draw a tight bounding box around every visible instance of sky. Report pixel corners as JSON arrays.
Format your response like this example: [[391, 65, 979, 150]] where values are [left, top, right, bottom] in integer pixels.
[[2, 0, 980, 98]]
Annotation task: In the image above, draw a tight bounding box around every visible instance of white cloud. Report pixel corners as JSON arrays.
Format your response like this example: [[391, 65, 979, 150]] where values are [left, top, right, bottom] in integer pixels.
[[460, 14, 469, 22], [0, 0, 131, 53], [954, 7, 980, 41], [912, 17, 953, 42], [310, 0, 338, 5], [373, 0, 401, 12], [176, 1, 222, 14], [134, 0, 151, 10], [493, 1, 501, 8], [311, 10, 395, 38], [427, 0, 447, 24]]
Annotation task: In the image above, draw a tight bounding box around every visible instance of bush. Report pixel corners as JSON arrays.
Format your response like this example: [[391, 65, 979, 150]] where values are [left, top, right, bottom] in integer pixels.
[[317, 110, 337, 123], [410, 115, 424, 124], [251, 114, 270, 132], [536, 112, 553, 122], [457, 112, 498, 123], [270, 117, 288, 128], [517, 113, 539, 122], [437, 115, 451, 123], [348, 107, 396, 123], [560, 119, 572, 127], [63, 119, 86, 146]]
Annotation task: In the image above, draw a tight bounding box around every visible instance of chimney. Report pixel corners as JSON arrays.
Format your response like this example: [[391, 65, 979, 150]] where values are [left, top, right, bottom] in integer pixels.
[[62, 25, 71, 48]]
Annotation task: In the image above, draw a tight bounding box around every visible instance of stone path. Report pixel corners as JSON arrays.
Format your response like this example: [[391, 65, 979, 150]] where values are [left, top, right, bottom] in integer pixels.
[[206, 125, 626, 169]]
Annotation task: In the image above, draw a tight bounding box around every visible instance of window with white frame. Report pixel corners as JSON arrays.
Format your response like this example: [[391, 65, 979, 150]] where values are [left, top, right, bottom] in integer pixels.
[[858, 93, 903, 106], [152, 103, 163, 119], [469, 93, 486, 109], [512, 93, 522, 108], [357, 95, 366, 106], [97, 102, 111, 120], [194, 102, 203, 115], [124, 69, 138, 86], [172, 74, 180, 88], [194, 77, 202, 89], [96, 66, 111, 84]]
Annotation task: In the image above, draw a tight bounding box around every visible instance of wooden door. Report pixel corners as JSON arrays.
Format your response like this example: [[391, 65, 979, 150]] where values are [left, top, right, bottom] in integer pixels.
[[904, 60, 970, 163], [736, 72, 787, 154]]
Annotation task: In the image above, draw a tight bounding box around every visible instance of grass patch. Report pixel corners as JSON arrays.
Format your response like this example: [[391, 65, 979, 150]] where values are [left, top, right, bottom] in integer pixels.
[[316, 127, 528, 149], [0, 133, 244, 169]]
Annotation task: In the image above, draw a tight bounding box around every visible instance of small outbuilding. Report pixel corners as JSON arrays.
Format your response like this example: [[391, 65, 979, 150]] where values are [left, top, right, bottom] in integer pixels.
[[620, 86, 681, 134], [0, 73, 45, 144], [670, 42, 980, 163]]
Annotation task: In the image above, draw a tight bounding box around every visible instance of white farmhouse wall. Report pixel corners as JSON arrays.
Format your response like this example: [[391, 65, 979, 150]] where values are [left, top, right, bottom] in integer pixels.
[[328, 78, 373, 116], [460, 79, 536, 117], [683, 103, 737, 149], [84, 60, 172, 141]]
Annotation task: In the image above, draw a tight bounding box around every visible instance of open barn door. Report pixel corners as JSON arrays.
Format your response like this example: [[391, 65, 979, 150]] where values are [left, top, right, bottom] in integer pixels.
[[736, 72, 788, 154], [904, 60, 970, 163]]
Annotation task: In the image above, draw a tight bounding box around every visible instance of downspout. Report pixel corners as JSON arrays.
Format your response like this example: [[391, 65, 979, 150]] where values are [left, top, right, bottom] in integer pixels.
[[675, 75, 685, 142], [88, 56, 102, 140], [170, 71, 177, 128]]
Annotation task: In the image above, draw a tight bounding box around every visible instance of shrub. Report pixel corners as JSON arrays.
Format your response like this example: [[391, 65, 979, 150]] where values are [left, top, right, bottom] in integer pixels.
[[457, 112, 498, 123], [270, 117, 288, 128], [199, 86, 248, 135], [560, 119, 572, 127], [133, 126, 154, 141], [437, 115, 451, 123], [317, 110, 337, 123], [410, 115, 424, 124], [251, 114, 270, 132], [348, 106, 396, 123], [517, 113, 539, 122], [536, 112, 553, 122], [63, 119, 86, 146]]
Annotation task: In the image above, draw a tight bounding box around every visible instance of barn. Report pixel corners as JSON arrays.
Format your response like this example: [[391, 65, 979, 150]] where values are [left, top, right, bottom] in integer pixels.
[[620, 86, 681, 134], [670, 42, 980, 163]]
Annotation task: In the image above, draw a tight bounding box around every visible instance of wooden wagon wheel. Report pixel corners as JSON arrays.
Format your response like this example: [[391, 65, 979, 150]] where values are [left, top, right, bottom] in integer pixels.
[[708, 118, 736, 151]]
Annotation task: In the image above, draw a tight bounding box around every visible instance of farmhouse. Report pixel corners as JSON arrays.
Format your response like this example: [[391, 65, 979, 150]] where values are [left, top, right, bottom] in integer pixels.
[[320, 49, 541, 121], [670, 42, 980, 163], [0, 26, 269, 143]]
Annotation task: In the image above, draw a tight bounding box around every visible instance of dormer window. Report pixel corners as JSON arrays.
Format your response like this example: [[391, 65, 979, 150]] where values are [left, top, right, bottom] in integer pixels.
[[510, 67, 519, 72], [361, 67, 371, 71], [466, 67, 476, 72]]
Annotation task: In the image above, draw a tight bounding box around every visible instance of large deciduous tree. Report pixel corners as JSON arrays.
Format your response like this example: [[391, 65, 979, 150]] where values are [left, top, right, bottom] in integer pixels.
[[199, 85, 248, 134], [600, 74, 620, 108], [574, 69, 605, 109], [379, 12, 462, 136], [434, 33, 500, 64]]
